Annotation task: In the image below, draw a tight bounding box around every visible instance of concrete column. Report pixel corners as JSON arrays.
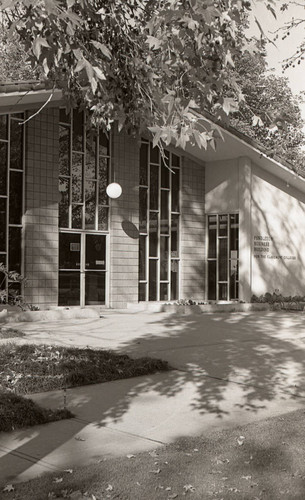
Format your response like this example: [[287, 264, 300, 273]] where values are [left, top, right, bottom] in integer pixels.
[[109, 128, 139, 308], [238, 156, 252, 302]]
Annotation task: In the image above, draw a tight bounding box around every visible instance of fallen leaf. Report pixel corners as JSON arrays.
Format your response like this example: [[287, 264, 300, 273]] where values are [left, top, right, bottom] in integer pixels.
[[53, 477, 63, 483], [126, 454, 135, 459], [183, 484, 195, 493], [136, 482, 141, 486], [193, 448, 199, 452], [106, 484, 113, 491], [228, 487, 241, 493], [168, 495, 178, 499], [3, 484, 15, 492], [242, 475, 252, 480], [237, 436, 245, 446], [150, 469, 161, 474], [149, 450, 159, 457], [75, 437, 86, 441], [221, 477, 228, 481], [166, 487, 172, 491], [64, 469, 73, 473]]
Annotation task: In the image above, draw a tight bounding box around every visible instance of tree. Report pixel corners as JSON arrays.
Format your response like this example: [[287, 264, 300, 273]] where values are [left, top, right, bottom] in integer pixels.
[[229, 50, 305, 172], [0, 0, 262, 149]]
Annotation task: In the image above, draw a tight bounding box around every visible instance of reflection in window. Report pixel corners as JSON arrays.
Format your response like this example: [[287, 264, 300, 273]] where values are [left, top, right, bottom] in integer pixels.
[[59, 110, 110, 231], [0, 114, 24, 297], [207, 213, 239, 301], [139, 140, 180, 301]]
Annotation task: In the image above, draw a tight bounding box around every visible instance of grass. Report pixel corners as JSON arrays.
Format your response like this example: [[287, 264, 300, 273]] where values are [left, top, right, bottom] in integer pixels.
[[0, 342, 170, 433], [0, 392, 73, 432], [0, 327, 24, 339], [0, 343, 170, 395], [3, 408, 305, 499]]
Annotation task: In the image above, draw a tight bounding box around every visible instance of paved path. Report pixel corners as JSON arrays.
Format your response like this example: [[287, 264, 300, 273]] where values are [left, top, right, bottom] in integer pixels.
[[1, 310, 305, 486]]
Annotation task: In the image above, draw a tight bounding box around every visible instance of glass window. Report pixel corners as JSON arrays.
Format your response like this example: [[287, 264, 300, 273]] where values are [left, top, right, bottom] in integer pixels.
[[139, 143, 180, 301], [0, 198, 6, 252], [85, 180, 96, 229], [171, 213, 179, 257], [0, 115, 8, 140], [218, 238, 228, 281], [10, 119, 23, 170], [98, 206, 108, 231], [139, 282, 146, 301], [161, 153, 169, 188], [219, 214, 228, 237], [59, 271, 80, 306], [9, 171, 23, 225], [150, 164, 159, 210], [59, 108, 70, 124], [149, 259, 157, 300], [85, 234, 106, 270], [72, 153, 83, 204], [85, 271, 105, 305], [139, 187, 148, 233], [230, 214, 239, 251], [207, 260, 217, 300], [59, 233, 81, 269], [171, 259, 179, 300], [171, 168, 180, 212], [160, 236, 169, 280], [72, 204, 83, 229], [208, 215, 217, 258], [98, 157, 108, 205], [139, 235, 146, 281], [59, 125, 70, 176], [207, 213, 239, 301], [161, 190, 169, 234], [59, 177, 69, 228], [0, 142, 7, 196], [150, 143, 159, 164], [140, 143, 148, 186], [72, 110, 84, 151], [9, 226, 22, 273], [99, 131, 109, 156], [149, 212, 158, 257], [160, 282, 169, 301]]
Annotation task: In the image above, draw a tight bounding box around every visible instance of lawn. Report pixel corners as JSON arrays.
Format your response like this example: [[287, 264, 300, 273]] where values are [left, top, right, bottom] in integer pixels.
[[0, 342, 170, 432], [0, 327, 24, 339], [3, 408, 305, 499]]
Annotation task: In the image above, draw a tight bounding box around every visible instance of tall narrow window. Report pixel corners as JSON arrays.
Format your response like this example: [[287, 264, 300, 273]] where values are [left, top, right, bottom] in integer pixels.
[[207, 213, 239, 301], [58, 110, 110, 306], [0, 114, 24, 301], [139, 140, 180, 301]]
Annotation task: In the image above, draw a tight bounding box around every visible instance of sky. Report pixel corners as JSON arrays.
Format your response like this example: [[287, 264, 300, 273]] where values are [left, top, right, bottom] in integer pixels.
[[250, 1, 305, 118]]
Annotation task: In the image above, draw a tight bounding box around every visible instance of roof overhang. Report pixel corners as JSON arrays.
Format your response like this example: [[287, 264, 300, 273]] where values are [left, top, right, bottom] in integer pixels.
[[185, 115, 305, 196], [0, 84, 63, 114]]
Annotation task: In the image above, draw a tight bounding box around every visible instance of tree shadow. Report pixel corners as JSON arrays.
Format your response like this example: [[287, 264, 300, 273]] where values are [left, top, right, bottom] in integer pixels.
[[1, 311, 305, 485]]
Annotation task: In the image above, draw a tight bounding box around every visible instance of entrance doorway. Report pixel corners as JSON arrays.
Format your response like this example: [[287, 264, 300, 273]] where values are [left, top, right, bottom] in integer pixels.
[[59, 232, 106, 306], [207, 213, 239, 301]]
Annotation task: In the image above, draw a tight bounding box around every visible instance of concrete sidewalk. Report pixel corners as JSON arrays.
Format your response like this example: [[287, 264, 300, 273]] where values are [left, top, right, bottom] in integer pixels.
[[1, 310, 305, 486]]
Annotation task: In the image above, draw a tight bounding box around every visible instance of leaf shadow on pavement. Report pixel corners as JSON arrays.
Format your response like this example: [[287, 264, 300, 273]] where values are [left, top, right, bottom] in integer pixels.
[[1, 311, 305, 485]]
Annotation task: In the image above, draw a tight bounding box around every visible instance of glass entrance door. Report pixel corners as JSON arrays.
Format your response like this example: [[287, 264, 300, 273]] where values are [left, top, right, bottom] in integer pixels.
[[59, 232, 106, 306]]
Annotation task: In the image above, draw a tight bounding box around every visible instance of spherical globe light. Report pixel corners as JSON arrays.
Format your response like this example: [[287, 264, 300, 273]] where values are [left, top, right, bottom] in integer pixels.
[[106, 182, 122, 199]]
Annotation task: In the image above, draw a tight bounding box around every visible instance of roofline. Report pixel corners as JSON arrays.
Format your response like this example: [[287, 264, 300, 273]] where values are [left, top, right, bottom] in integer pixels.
[[201, 113, 305, 195]]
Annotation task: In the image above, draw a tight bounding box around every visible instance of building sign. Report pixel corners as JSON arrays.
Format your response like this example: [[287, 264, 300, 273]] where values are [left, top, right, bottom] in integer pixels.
[[253, 235, 296, 261]]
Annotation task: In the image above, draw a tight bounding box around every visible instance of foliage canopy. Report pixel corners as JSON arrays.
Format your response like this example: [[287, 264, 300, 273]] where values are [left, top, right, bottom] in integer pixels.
[[0, 0, 304, 164]]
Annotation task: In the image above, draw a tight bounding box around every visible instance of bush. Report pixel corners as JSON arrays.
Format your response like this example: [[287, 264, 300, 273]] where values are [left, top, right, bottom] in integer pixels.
[[0, 391, 73, 432]]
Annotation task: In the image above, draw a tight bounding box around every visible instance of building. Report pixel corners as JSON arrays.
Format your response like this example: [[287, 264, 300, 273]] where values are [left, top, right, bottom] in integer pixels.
[[0, 81, 305, 310]]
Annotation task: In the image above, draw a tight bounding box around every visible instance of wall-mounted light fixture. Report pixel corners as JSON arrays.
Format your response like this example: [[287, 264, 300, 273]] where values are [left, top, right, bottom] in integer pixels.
[[106, 182, 122, 199]]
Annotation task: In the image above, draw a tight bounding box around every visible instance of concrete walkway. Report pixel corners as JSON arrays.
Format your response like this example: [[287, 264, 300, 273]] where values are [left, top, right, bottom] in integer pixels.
[[1, 309, 305, 486]]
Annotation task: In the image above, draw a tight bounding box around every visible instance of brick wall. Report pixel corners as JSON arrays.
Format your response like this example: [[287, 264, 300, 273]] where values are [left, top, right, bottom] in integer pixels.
[[23, 108, 59, 308], [180, 156, 206, 300], [109, 128, 139, 308]]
